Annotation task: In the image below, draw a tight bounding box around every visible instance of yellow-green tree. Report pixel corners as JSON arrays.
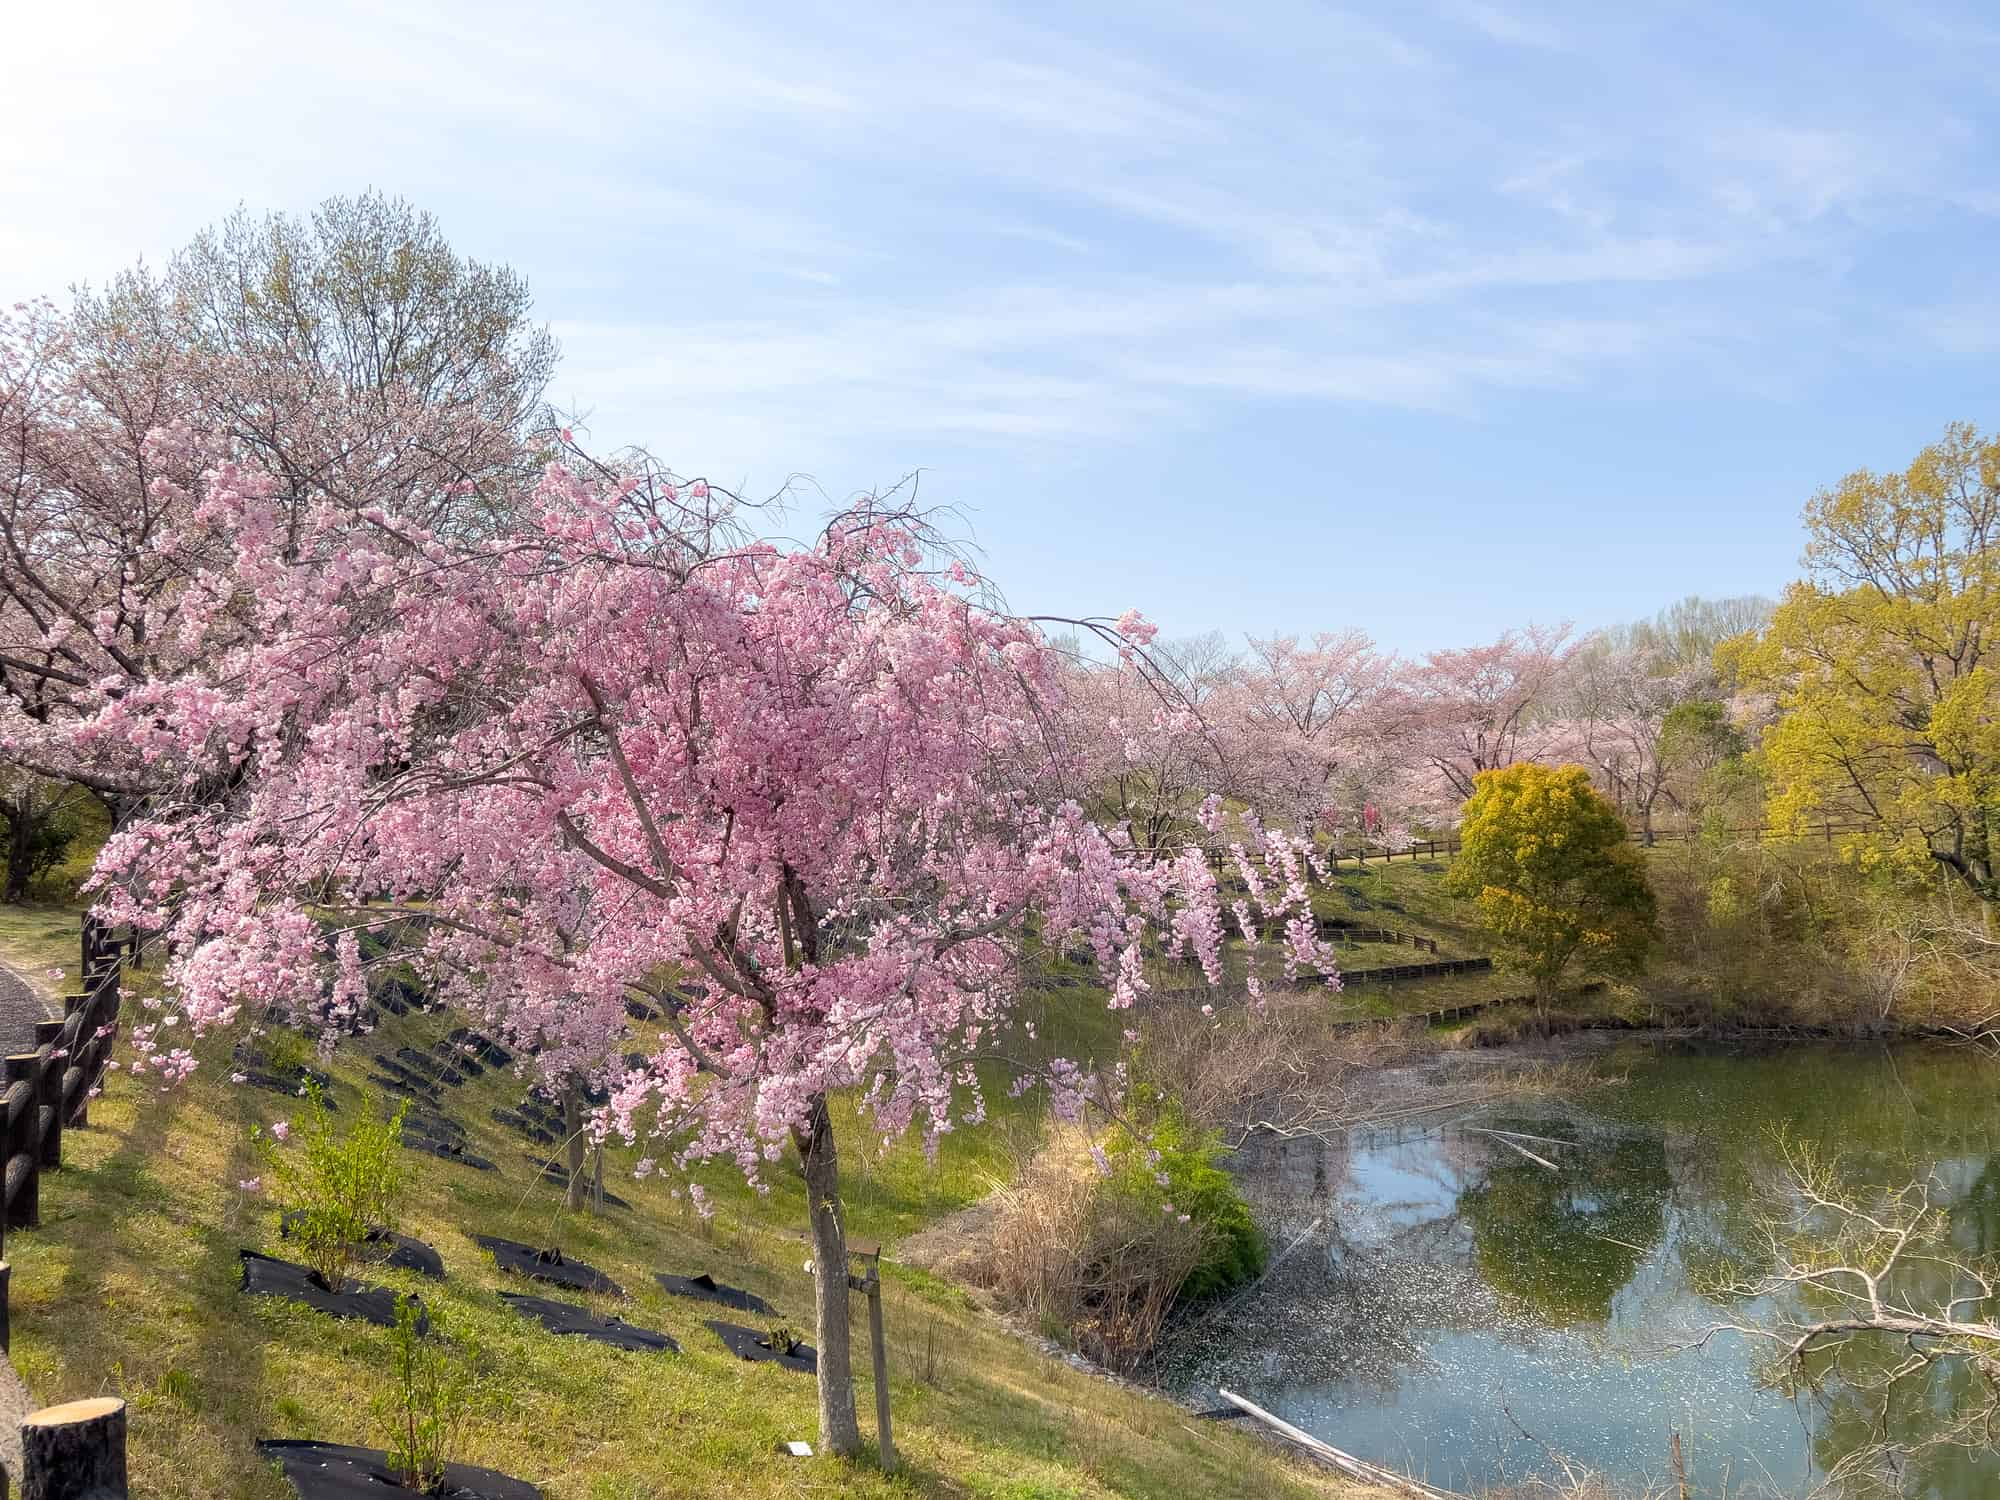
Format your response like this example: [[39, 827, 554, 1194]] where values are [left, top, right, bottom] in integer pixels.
[[1730, 423, 2000, 907], [1446, 763, 1658, 1004]]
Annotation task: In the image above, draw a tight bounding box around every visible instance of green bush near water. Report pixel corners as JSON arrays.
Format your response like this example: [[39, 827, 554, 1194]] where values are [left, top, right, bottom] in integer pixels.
[[1110, 1109, 1265, 1302]]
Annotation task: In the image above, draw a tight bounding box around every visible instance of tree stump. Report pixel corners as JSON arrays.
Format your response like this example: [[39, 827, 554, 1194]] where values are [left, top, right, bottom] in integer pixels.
[[21, 1397, 126, 1499]]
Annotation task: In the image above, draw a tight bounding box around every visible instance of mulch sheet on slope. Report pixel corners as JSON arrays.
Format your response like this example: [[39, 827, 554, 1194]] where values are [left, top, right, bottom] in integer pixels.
[[279, 1214, 445, 1279], [499, 1293, 678, 1353], [239, 1251, 425, 1330], [404, 1132, 497, 1171], [257, 1440, 541, 1500], [705, 1320, 818, 1374], [473, 1236, 623, 1296], [657, 1272, 774, 1315]]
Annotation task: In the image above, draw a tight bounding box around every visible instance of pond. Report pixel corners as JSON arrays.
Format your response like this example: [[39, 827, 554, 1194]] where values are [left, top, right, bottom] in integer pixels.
[[1158, 1040, 2000, 1498]]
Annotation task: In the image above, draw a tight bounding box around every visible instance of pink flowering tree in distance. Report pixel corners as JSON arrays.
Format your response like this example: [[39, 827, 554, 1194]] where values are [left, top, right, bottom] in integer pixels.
[[85, 456, 1336, 1455]]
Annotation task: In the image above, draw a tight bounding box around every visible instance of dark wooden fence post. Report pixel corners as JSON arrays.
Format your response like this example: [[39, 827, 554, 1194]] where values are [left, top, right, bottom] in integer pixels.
[[3, 1054, 39, 1230], [30, 1023, 61, 1170], [58, 999, 87, 1130], [22, 1396, 128, 1499]]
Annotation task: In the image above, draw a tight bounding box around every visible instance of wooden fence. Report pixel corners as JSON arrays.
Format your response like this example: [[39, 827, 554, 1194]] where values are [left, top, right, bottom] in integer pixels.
[[1307, 956, 1492, 988], [0, 913, 134, 1498], [1322, 819, 1879, 867]]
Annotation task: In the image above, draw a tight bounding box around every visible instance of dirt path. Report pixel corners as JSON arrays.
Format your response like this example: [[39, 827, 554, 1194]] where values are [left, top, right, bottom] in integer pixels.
[[0, 957, 51, 1058]]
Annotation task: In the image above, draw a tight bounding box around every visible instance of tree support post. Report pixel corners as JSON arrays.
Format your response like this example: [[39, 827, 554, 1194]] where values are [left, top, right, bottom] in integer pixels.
[[847, 1242, 895, 1475], [22, 1396, 127, 1499]]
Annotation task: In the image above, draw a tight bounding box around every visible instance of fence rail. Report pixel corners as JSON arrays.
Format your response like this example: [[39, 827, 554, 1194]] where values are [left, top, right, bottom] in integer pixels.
[[1321, 819, 1881, 867], [2, 919, 124, 1255], [2, 913, 136, 1496]]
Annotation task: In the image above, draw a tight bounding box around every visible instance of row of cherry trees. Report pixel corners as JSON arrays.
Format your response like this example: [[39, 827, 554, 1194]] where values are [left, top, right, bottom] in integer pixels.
[[0, 197, 1349, 1457], [0, 194, 1767, 1458], [1065, 600, 1767, 859]]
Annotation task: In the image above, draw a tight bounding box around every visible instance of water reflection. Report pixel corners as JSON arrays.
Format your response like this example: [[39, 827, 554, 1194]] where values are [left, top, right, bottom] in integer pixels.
[[1159, 1042, 2000, 1498]]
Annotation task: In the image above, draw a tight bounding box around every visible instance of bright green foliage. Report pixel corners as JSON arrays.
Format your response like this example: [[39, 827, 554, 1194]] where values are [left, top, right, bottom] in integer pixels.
[[1445, 763, 1659, 1002], [1110, 1111, 1265, 1302], [377, 1293, 478, 1494], [255, 1084, 408, 1293], [1729, 423, 2000, 905]]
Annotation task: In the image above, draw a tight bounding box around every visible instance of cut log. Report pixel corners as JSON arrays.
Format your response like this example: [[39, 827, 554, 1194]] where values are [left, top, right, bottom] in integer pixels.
[[22, 1396, 127, 1499]]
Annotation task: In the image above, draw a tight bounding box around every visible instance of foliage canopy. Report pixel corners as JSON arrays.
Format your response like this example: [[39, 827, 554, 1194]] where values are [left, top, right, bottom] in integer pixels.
[[1445, 762, 1658, 1000]]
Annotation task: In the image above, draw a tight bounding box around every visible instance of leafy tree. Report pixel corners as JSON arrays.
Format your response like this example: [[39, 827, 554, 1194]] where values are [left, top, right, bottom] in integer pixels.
[[0, 771, 83, 901], [1445, 763, 1658, 1003], [1730, 423, 2000, 909]]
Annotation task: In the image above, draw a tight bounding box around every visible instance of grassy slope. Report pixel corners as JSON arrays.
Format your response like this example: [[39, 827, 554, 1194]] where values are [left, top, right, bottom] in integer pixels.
[[5, 933, 1375, 1500]]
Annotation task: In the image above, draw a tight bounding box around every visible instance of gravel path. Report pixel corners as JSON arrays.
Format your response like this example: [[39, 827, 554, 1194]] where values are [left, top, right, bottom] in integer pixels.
[[0, 959, 51, 1058]]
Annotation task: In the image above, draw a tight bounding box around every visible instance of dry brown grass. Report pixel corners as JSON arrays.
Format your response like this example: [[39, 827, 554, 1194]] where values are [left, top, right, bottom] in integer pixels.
[[969, 1129, 1208, 1373], [1129, 988, 1422, 1142]]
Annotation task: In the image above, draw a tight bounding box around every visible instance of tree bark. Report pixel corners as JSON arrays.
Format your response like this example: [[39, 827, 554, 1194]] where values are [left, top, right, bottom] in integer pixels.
[[23, 1396, 127, 1499], [794, 1093, 860, 1457], [562, 1081, 587, 1214], [3, 801, 33, 904]]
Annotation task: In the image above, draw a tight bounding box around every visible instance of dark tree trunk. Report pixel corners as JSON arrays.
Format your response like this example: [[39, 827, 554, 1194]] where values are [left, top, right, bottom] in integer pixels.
[[563, 1082, 587, 1214], [3, 801, 34, 903], [794, 1093, 860, 1457]]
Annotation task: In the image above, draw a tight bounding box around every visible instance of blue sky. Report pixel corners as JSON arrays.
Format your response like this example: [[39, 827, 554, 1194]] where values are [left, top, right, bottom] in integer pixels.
[[8, 1, 1998, 652]]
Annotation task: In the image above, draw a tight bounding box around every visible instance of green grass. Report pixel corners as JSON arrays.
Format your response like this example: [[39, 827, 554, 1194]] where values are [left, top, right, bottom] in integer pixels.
[[8, 937, 1373, 1499]]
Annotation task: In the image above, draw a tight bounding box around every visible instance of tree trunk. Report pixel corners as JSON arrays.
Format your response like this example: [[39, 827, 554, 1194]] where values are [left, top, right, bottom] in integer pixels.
[[3, 802, 33, 904], [794, 1093, 861, 1457], [562, 1082, 587, 1214]]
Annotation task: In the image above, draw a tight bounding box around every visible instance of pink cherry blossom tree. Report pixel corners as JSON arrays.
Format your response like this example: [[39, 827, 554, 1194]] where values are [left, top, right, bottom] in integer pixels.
[[0, 196, 553, 826], [85, 456, 1336, 1456], [1220, 630, 1397, 847], [1060, 632, 1234, 854], [1395, 623, 1576, 812]]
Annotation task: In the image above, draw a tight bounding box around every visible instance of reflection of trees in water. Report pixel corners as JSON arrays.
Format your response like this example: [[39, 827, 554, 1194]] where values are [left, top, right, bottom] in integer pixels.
[[1950, 1156, 2000, 1264], [1801, 1330, 2000, 1499], [1457, 1125, 1672, 1326]]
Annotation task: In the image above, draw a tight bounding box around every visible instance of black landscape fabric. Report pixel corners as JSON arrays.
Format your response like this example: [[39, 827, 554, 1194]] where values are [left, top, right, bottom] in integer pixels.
[[405, 1133, 497, 1171], [705, 1319, 818, 1374], [239, 1251, 424, 1330], [657, 1271, 774, 1315], [499, 1293, 678, 1352], [257, 1440, 542, 1500], [279, 1214, 445, 1279], [473, 1235, 624, 1295]]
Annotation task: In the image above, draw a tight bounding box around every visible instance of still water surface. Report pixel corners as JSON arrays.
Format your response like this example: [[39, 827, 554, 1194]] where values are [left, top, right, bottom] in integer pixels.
[[1161, 1042, 2000, 1497]]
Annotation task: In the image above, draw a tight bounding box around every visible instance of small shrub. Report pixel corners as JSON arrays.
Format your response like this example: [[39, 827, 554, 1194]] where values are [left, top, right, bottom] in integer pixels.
[[376, 1293, 478, 1493], [982, 1131, 1210, 1371], [1110, 1111, 1264, 1302], [255, 1084, 407, 1293]]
